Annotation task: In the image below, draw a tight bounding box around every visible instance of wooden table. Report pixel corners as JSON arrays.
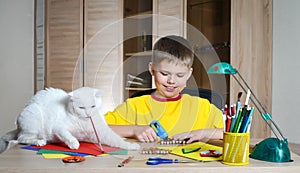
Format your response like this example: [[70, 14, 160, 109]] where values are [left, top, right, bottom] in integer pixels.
[[0, 140, 300, 173]]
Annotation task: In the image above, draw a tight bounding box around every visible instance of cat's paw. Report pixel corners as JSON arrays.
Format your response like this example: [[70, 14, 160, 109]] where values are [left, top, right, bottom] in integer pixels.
[[126, 142, 141, 150], [67, 139, 80, 150], [35, 139, 47, 146]]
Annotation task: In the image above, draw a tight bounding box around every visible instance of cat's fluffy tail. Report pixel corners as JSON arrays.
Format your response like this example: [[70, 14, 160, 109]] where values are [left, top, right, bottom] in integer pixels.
[[0, 129, 19, 154]]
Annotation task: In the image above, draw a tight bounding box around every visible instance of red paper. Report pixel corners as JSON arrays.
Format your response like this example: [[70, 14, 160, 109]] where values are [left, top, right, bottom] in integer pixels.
[[30, 142, 122, 156]]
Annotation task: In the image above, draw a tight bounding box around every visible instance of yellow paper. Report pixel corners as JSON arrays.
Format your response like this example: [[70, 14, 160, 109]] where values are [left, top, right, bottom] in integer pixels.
[[159, 142, 223, 161], [42, 153, 109, 159], [42, 154, 70, 159]]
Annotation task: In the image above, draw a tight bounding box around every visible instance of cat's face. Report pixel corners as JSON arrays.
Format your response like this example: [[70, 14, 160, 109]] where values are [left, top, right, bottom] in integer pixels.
[[68, 87, 102, 118]]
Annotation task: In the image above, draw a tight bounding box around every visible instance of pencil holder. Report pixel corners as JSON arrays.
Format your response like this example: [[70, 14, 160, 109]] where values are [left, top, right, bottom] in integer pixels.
[[222, 132, 250, 166]]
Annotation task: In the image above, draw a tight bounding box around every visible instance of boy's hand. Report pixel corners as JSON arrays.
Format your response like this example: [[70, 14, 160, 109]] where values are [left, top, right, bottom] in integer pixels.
[[133, 126, 158, 143], [171, 131, 200, 144], [172, 128, 223, 143]]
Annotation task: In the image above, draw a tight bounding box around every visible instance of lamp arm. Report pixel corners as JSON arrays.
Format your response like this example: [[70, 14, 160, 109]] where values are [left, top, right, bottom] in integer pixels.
[[236, 72, 269, 113], [231, 71, 286, 141]]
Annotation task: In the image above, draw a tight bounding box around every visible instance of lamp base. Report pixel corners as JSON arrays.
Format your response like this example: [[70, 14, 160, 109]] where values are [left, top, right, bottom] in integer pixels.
[[250, 137, 292, 162]]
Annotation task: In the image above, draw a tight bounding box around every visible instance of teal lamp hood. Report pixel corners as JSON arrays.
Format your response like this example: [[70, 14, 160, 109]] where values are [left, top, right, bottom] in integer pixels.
[[207, 62, 237, 75], [208, 62, 292, 163]]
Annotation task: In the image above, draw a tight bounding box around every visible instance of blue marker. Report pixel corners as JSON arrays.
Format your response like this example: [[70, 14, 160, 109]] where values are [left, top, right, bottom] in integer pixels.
[[241, 107, 254, 133]]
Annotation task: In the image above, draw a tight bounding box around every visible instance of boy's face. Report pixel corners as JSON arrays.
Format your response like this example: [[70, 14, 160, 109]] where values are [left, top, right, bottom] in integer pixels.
[[149, 60, 193, 99]]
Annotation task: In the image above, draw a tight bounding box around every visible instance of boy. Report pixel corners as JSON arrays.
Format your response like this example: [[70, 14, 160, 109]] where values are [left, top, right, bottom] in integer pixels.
[[105, 35, 223, 143]]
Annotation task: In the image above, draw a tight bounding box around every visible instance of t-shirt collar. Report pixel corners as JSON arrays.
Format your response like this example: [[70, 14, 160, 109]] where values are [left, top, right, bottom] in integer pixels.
[[151, 93, 182, 102]]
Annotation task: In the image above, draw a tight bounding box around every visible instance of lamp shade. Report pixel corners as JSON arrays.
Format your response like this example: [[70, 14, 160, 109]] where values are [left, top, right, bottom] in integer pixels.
[[207, 62, 237, 74]]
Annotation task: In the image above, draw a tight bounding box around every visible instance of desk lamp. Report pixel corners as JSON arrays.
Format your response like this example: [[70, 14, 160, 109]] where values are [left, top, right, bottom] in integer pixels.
[[207, 62, 291, 162]]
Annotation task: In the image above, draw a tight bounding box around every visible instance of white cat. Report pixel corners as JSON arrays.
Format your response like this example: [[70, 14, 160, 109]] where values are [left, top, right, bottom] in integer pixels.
[[0, 87, 140, 153]]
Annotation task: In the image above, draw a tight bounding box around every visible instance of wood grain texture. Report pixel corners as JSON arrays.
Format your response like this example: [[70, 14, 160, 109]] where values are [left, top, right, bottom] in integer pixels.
[[231, 0, 272, 138], [46, 0, 83, 91], [45, 0, 123, 113], [1, 141, 300, 172], [43, 0, 273, 138], [153, 0, 186, 41], [84, 0, 123, 113]]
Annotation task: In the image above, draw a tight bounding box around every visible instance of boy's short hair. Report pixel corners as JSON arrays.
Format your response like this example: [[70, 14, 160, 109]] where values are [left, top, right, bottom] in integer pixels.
[[152, 35, 194, 68]]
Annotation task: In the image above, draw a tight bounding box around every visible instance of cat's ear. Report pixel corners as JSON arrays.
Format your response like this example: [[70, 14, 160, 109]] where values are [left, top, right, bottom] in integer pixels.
[[94, 88, 102, 98], [69, 95, 80, 102], [68, 91, 79, 102]]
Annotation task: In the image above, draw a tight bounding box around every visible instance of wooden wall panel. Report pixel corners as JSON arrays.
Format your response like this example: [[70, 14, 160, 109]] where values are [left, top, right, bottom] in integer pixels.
[[231, 0, 272, 138], [153, 0, 186, 41], [84, 0, 123, 113], [46, 0, 83, 91]]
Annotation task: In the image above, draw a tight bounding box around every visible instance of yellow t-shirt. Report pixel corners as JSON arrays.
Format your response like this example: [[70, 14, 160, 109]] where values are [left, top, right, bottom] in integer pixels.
[[105, 93, 223, 137]]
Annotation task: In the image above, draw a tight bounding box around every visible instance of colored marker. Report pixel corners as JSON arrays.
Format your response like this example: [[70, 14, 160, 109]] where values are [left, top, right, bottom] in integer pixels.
[[236, 92, 242, 114], [229, 114, 237, 132], [242, 107, 254, 133], [226, 115, 232, 132], [239, 106, 252, 133], [235, 107, 247, 132], [245, 89, 251, 106]]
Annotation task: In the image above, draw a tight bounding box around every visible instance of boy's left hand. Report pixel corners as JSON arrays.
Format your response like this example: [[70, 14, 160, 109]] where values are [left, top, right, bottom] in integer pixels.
[[171, 131, 200, 144], [171, 129, 222, 143]]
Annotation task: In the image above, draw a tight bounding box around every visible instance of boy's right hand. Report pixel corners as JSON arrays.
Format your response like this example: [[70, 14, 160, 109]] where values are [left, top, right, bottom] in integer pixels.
[[133, 126, 158, 143]]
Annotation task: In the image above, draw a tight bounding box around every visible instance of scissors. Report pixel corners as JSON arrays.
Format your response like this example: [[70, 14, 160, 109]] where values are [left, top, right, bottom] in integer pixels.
[[146, 157, 198, 165]]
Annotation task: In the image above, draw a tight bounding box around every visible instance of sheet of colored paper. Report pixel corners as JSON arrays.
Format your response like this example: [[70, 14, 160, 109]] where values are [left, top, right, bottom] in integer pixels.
[[159, 142, 223, 161], [26, 142, 124, 156], [42, 153, 70, 159], [37, 149, 90, 156], [42, 153, 110, 159]]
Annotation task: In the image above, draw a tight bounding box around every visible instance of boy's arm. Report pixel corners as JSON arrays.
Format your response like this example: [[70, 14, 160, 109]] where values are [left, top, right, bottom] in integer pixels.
[[108, 125, 158, 143]]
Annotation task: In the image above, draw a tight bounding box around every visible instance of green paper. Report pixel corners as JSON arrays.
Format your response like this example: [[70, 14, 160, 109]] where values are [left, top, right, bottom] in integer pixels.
[[107, 149, 128, 155]]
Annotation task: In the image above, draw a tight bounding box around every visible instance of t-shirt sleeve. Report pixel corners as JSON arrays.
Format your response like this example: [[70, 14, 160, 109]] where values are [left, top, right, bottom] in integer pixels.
[[210, 104, 224, 128], [199, 97, 223, 129], [105, 100, 137, 125]]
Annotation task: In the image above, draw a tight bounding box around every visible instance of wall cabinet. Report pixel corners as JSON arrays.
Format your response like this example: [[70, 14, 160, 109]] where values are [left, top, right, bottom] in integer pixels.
[[36, 0, 272, 138], [187, 0, 231, 103], [123, 0, 153, 99]]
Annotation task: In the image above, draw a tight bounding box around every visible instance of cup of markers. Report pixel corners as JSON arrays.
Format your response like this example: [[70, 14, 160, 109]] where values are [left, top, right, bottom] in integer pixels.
[[222, 132, 250, 165], [221, 100, 254, 166]]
